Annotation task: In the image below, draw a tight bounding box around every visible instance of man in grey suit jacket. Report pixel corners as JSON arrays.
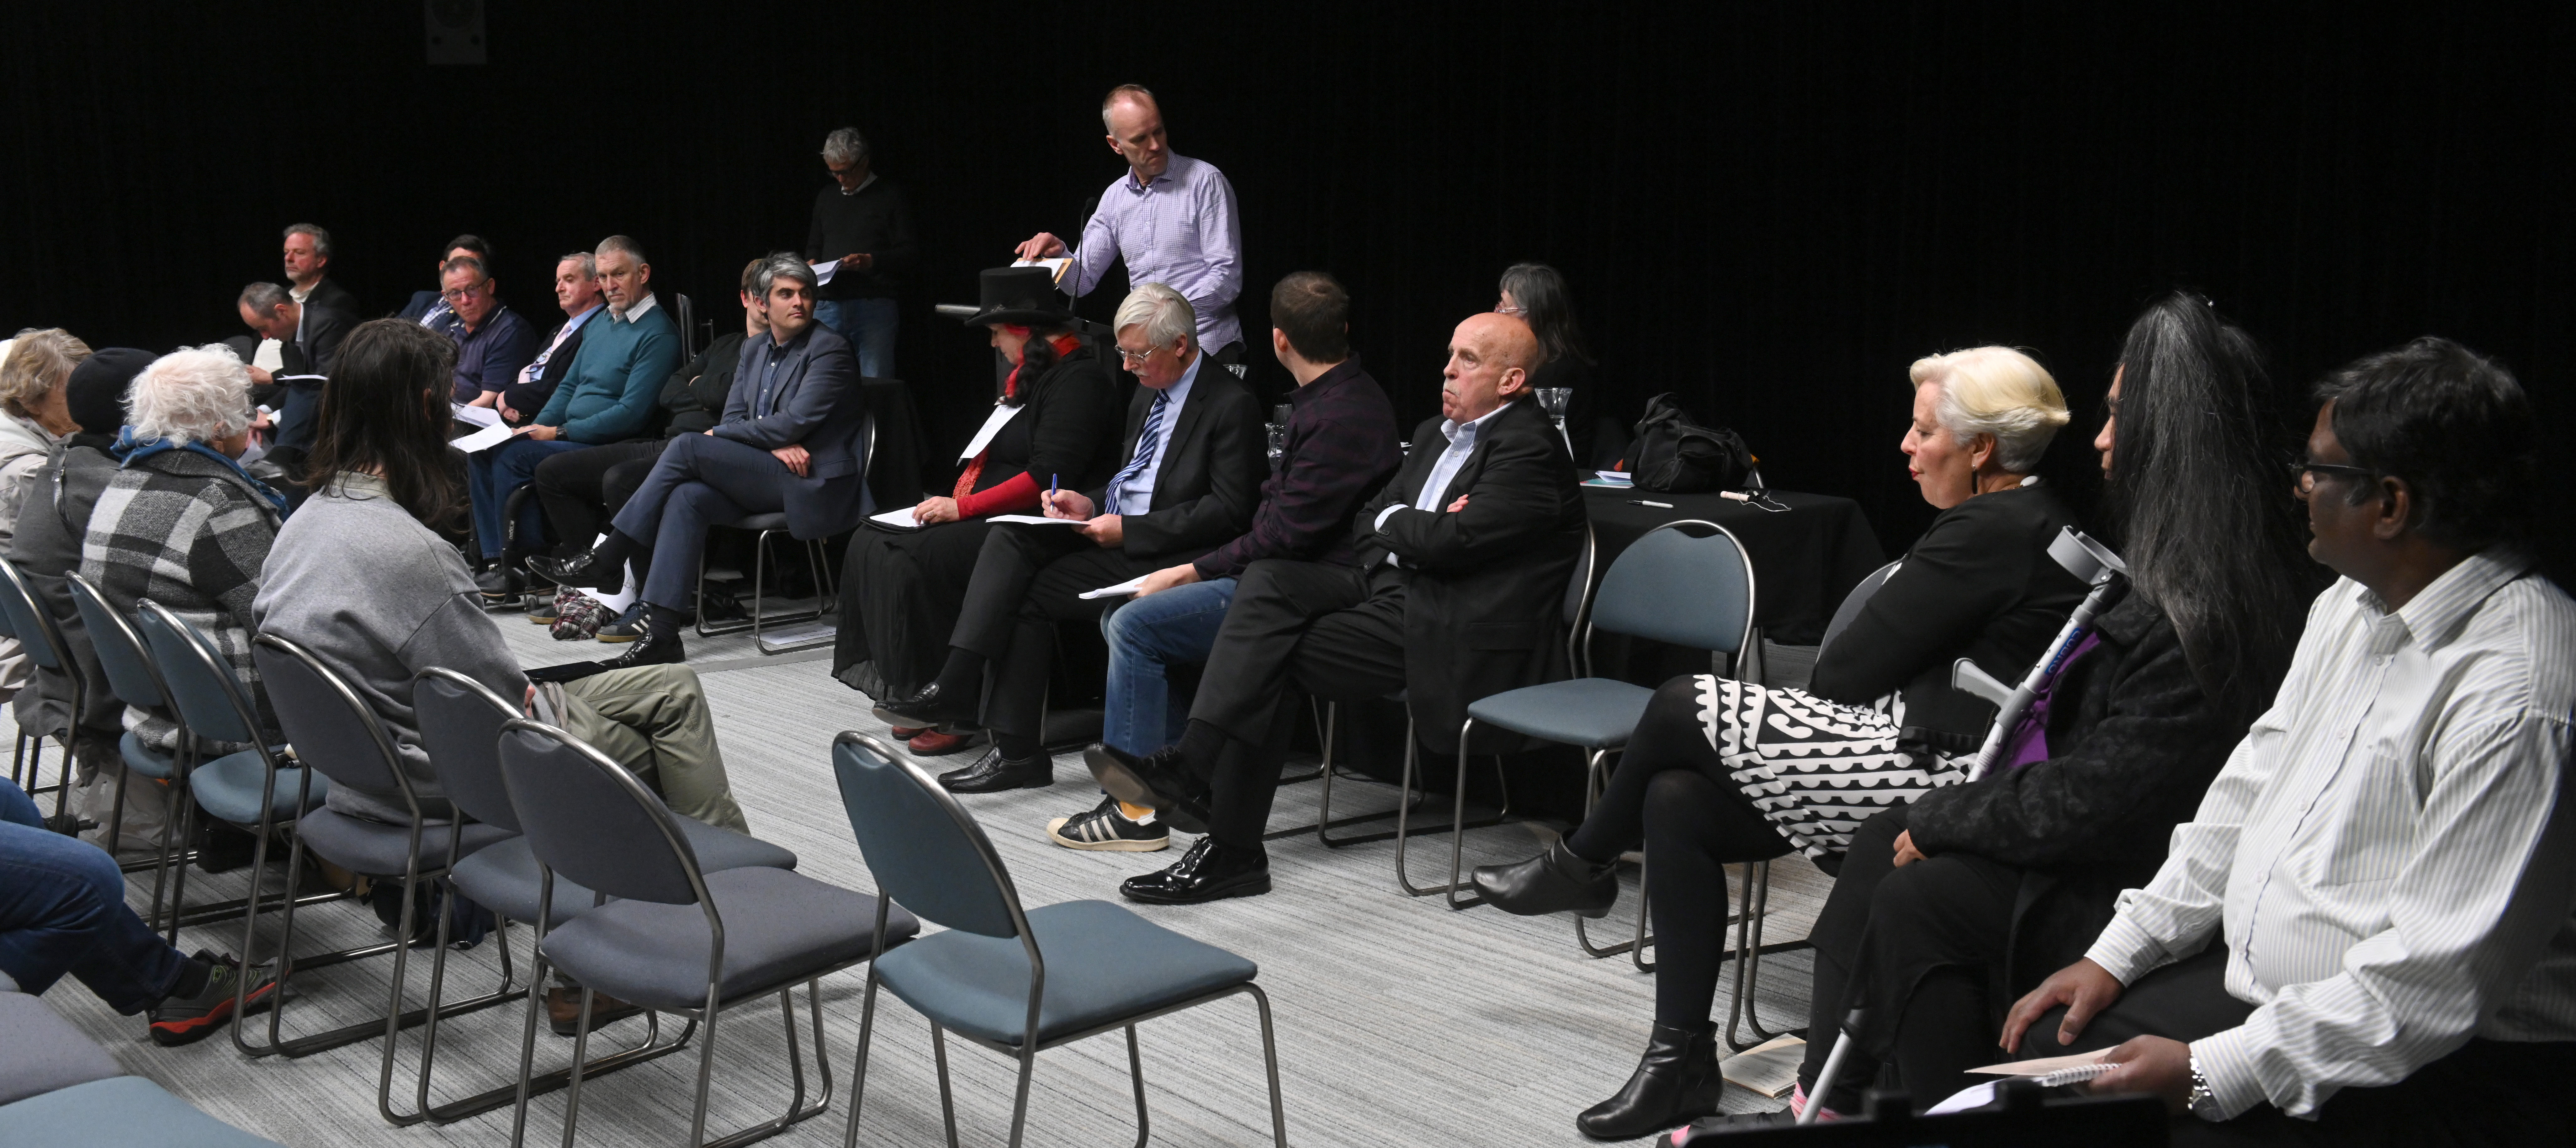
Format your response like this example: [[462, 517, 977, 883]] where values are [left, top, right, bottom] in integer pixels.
[[534, 254, 867, 665]]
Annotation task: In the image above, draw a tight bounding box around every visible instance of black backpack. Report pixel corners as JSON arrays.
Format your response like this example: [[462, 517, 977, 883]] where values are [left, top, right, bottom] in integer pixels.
[[1619, 393, 1757, 492]]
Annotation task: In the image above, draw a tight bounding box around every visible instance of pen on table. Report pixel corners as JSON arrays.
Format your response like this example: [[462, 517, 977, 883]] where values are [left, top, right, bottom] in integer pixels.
[[1627, 498, 1674, 509]]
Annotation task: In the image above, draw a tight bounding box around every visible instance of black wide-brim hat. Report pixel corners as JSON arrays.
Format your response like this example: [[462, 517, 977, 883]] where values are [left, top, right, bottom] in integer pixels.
[[946, 266, 1075, 328]]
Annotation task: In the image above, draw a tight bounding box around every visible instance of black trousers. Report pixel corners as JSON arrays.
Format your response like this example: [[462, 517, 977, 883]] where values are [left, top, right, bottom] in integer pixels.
[[950, 524, 1154, 742], [834, 519, 998, 698], [1193, 561, 1410, 848], [533, 438, 668, 556], [2017, 947, 2576, 1146]]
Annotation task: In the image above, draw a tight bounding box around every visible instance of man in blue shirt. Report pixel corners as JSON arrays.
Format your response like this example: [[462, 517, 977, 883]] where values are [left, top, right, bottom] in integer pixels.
[[436, 255, 541, 404]]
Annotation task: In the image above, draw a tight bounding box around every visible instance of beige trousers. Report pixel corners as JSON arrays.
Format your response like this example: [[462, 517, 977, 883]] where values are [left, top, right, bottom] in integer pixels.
[[557, 664, 748, 832]]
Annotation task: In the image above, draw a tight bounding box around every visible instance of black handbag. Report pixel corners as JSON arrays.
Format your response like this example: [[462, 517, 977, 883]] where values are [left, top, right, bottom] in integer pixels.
[[1619, 393, 1756, 492]]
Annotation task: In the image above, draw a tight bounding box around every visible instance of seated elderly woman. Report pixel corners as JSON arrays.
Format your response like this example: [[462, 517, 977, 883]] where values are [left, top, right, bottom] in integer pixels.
[[254, 319, 750, 833], [832, 266, 1121, 756], [0, 328, 92, 699], [1471, 345, 2086, 1139], [1694, 293, 2320, 1131], [81, 346, 290, 756]]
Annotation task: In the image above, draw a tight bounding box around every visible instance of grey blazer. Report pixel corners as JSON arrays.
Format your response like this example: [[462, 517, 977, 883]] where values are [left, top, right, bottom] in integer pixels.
[[718, 323, 868, 538]]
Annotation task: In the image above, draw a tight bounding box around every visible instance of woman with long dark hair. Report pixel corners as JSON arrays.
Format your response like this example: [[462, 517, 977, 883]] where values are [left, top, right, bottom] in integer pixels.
[[1498, 262, 1600, 466], [255, 319, 751, 833], [832, 267, 1122, 756], [1681, 291, 2319, 1135]]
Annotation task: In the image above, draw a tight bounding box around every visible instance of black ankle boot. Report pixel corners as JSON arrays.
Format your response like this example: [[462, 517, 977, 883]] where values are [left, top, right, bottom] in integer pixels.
[[1576, 1022, 1724, 1140], [1472, 840, 1617, 917]]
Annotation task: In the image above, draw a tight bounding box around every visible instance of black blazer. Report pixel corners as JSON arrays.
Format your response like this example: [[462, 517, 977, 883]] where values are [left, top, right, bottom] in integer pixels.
[[500, 314, 592, 423], [962, 347, 1123, 502], [1354, 395, 1587, 754], [1807, 483, 2087, 744], [719, 324, 865, 538], [303, 276, 359, 319], [269, 302, 356, 467], [1084, 361, 1264, 564]]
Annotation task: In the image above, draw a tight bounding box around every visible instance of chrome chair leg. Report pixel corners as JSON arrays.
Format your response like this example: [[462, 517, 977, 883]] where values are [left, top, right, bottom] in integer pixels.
[[930, 1024, 962, 1148], [1246, 983, 1291, 1148], [1270, 702, 1426, 848], [1723, 859, 1780, 1050], [1122, 1025, 1149, 1148]]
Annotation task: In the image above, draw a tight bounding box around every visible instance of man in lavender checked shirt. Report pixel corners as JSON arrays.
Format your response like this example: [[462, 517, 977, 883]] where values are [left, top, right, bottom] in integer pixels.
[[1014, 84, 1248, 373]]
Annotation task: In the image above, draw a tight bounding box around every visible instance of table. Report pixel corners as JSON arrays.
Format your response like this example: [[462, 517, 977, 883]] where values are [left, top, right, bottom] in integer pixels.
[[1582, 486, 1885, 647]]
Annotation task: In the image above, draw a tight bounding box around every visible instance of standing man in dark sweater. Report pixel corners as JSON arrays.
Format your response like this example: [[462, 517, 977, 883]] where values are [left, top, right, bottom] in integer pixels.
[[806, 126, 916, 380]]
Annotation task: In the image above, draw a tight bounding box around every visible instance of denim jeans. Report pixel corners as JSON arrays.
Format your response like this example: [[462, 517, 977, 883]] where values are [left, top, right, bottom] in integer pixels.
[[0, 777, 184, 1012], [468, 435, 591, 558], [815, 297, 898, 379], [1096, 577, 1236, 756]]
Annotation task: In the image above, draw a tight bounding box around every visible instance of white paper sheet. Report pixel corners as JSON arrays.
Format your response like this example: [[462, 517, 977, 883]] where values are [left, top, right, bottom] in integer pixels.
[[253, 338, 284, 372], [1009, 257, 1073, 282], [452, 403, 502, 428], [1078, 575, 1149, 600], [450, 424, 519, 454], [869, 507, 922, 529], [810, 259, 838, 285], [956, 402, 1026, 462], [988, 514, 1081, 526], [1967, 1050, 2107, 1076]]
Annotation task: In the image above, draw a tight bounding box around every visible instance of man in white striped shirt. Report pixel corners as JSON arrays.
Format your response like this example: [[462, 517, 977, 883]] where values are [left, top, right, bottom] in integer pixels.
[[2001, 337, 2573, 1145]]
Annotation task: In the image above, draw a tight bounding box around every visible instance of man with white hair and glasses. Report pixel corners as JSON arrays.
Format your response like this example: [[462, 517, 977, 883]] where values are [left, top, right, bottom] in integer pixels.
[[806, 126, 916, 379], [1014, 85, 1249, 374]]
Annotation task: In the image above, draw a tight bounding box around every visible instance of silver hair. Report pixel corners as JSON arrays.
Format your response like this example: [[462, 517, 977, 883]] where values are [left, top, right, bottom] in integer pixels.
[[1115, 283, 1196, 351], [239, 282, 292, 313], [594, 235, 648, 266], [820, 127, 870, 168], [441, 255, 489, 282], [128, 345, 254, 446], [1100, 84, 1157, 131], [752, 253, 818, 297], [557, 251, 596, 279], [283, 222, 332, 259]]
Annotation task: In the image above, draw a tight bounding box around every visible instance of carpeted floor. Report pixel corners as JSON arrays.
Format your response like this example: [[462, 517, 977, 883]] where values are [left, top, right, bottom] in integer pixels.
[[11, 603, 1830, 1147]]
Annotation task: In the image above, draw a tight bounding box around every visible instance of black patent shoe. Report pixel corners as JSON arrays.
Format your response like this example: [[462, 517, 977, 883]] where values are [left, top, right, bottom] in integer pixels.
[[1120, 837, 1270, 905], [938, 749, 1053, 794], [871, 682, 977, 730], [1576, 1022, 1725, 1140], [1473, 840, 1618, 918], [1084, 743, 1210, 835], [530, 550, 623, 595]]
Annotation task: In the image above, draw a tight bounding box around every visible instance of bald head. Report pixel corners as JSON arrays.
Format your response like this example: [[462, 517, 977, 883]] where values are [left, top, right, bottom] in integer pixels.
[[1101, 83, 1171, 183], [1440, 312, 1541, 424]]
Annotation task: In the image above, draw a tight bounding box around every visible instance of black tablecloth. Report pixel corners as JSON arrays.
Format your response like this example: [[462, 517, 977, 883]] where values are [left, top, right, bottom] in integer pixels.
[[1582, 485, 1885, 646]]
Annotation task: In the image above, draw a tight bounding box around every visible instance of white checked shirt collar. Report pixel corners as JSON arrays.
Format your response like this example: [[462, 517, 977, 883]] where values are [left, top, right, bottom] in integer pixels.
[[610, 292, 660, 325]]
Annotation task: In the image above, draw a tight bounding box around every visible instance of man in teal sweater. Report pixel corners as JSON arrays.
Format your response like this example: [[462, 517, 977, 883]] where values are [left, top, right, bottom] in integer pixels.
[[472, 235, 681, 598]]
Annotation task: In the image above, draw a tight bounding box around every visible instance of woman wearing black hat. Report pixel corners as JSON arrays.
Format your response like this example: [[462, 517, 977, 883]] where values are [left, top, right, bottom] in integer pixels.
[[832, 267, 1122, 756]]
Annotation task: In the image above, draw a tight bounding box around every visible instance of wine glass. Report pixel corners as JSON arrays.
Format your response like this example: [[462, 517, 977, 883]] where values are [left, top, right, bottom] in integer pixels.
[[1534, 387, 1574, 459]]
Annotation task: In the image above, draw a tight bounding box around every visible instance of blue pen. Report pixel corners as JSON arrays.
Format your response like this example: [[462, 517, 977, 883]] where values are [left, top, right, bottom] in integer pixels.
[[1050, 474, 1059, 514]]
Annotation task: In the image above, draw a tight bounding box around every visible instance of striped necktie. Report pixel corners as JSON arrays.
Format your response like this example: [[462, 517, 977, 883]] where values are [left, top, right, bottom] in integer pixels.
[[1101, 391, 1170, 515]]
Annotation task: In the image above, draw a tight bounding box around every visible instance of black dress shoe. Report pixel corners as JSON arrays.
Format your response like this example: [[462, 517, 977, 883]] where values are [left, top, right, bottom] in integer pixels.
[[1473, 840, 1617, 918], [601, 628, 683, 669], [871, 681, 978, 730], [938, 748, 1053, 793], [1120, 838, 1270, 905], [530, 550, 623, 595], [1084, 743, 1211, 834], [1576, 1022, 1724, 1140]]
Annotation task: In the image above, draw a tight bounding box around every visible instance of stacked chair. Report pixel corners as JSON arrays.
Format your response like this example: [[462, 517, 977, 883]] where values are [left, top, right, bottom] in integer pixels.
[[0, 561, 78, 827]]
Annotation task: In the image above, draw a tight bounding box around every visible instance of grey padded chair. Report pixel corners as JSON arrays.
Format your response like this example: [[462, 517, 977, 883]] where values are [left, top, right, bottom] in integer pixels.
[[0, 561, 78, 824], [66, 573, 212, 934], [498, 719, 910, 1148], [403, 668, 796, 1127], [1819, 559, 1904, 655], [832, 731, 1287, 1148], [248, 634, 521, 1068], [1457, 521, 1766, 978], [695, 418, 872, 647]]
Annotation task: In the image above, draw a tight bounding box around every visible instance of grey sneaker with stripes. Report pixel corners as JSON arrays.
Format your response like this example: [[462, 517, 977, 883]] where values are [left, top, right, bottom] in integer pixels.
[[1046, 795, 1169, 852]]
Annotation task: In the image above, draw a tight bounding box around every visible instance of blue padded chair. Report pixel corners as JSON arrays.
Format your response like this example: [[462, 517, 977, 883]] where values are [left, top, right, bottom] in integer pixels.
[[401, 668, 796, 1128], [64, 572, 199, 921], [1457, 521, 1760, 966], [832, 731, 1287, 1148], [498, 719, 909, 1148], [246, 634, 520, 1068], [0, 1076, 287, 1147], [0, 561, 78, 826]]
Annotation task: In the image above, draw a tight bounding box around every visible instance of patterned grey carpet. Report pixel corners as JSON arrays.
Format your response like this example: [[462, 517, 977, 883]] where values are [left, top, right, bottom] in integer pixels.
[[12, 605, 1830, 1146]]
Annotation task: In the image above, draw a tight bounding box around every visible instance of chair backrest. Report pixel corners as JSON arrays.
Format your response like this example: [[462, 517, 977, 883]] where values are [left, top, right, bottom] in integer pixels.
[[250, 634, 410, 799], [0, 561, 67, 671], [1586, 520, 1758, 657], [675, 293, 698, 360], [67, 572, 166, 710], [1560, 522, 1599, 673], [412, 668, 523, 832], [135, 600, 261, 745], [1820, 559, 1904, 659], [830, 731, 1027, 940], [497, 719, 703, 906]]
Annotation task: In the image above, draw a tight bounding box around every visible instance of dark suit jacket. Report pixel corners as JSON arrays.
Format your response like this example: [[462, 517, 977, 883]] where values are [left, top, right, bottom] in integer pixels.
[[499, 313, 592, 424], [718, 323, 866, 538], [269, 302, 356, 468], [303, 276, 359, 319], [1355, 395, 1587, 753], [1084, 361, 1264, 565]]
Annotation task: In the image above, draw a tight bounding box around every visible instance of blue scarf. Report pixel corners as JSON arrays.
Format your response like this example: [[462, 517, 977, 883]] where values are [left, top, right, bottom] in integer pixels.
[[112, 427, 292, 521]]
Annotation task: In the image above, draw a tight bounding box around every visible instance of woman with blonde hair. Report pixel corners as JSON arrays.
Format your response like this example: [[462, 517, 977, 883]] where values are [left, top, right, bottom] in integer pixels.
[[0, 329, 92, 695], [1473, 345, 2089, 1139]]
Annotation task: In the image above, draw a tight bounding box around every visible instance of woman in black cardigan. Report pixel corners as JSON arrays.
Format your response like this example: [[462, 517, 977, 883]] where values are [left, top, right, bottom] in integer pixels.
[[1694, 293, 2318, 1131], [1474, 344, 2086, 1139], [833, 269, 1120, 753]]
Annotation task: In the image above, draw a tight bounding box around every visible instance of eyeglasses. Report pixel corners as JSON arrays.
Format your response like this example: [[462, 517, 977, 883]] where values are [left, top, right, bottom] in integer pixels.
[[440, 283, 488, 302], [2287, 458, 2377, 491], [1116, 344, 1164, 365]]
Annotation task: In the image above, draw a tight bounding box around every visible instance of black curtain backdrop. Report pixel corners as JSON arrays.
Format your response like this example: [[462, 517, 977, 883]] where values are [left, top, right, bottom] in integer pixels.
[[5, 3, 2568, 577]]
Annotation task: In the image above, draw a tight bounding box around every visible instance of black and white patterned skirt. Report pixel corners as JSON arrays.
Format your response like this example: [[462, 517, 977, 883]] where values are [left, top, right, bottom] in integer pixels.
[[1693, 675, 1971, 858]]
